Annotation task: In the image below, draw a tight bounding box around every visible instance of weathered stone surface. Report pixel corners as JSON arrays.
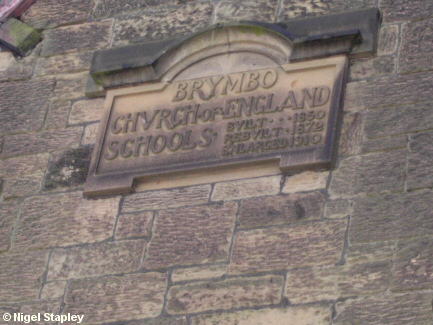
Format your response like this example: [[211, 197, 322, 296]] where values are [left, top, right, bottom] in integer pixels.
[[349, 56, 396, 81], [285, 260, 391, 303], [0, 199, 20, 252], [21, 0, 93, 29], [365, 102, 433, 138], [167, 275, 283, 314], [239, 191, 325, 229], [172, 264, 228, 283], [0, 51, 36, 82], [282, 171, 329, 193], [20, 299, 62, 323], [279, 0, 373, 20], [48, 240, 145, 281], [399, 19, 433, 74], [94, 0, 171, 18], [350, 191, 433, 243], [64, 273, 167, 323], [345, 241, 396, 265], [0, 251, 49, 302], [14, 192, 119, 250], [212, 176, 281, 201], [144, 202, 237, 269], [3, 172, 44, 198], [391, 237, 433, 291], [69, 98, 105, 124], [361, 135, 407, 153], [230, 220, 347, 274], [344, 72, 433, 110], [0, 78, 55, 136], [52, 72, 88, 101], [41, 20, 113, 57], [334, 293, 433, 325], [338, 112, 363, 156], [35, 52, 93, 77], [216, 0, 278, 22], [0, 153, 49, 178], [41, 281, 67, 300], [44, 101, 70, 129], [330, 150, 406, 196], [325, 198, 351, 219], [81, 122, 99, 145], [43, 147, 92, 192], [112, 3, 213, 47], [377, 24, 399, 56], [128, 318, 187, 325], [1, 127, 83, 158], [407, 132, 433, 190], [116, 211, 153, 239], [191, 305, 331, 325], [380, 0, 433, 23], [122, 185, 211, 212]]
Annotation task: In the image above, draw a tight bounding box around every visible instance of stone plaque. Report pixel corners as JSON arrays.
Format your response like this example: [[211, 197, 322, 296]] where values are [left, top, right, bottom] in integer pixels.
[[85, 56, 347, 196]]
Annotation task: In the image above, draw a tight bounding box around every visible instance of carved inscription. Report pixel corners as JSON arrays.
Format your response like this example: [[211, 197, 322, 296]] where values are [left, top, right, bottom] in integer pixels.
[[85, 56, 347, 196]]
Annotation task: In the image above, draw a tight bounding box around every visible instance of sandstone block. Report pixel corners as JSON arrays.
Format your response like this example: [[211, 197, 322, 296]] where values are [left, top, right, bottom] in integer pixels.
[[3, 172, 44, 198], [279, 0, 373, 20], [0, 51, 36, 82], [399, 19, 433, 74], [239, 191, 325, 229], [344, 72, 433, 110], [349, 56, 395, 81], [0, 251, 49, 303], [48, 240, 145, 281], [212, 176, 281, 201], [0, 78, 55, 136], [334, 293, 433, 325], [345, 241, 396, 265], [338, 111, 363, 156], [44, 101, 70, 129], [35, 52, 93, 77], [20, 299, 62, 322], [115, 211, 154, 239], [380, 0, 433, 23], [0, 153, 49, 178], [377, 24, 399, 55], [1, 127, 83, 158], [365, 102, 433, 138], [41, 20, 113, 57], [128, 317, 187, 325], [122, 185, 211, 212], [391, 237, 433, 291], [361, 135, 407, 153], [144, 202, 237, 269], [52, 72, 88, 101], [13, 192, 119, 250], [81, 123, 99, 145], [171, 264, 227, 283], [112, 3, 213, 47], [69, 98, 105, 124], [64, 273, 167, 323], [285, 260, 391, 303], [21, 0, 93, 29], [325, 198, 351, 219], [282, 171, 329, 193], [350, 191, 433, 243], [41, 281, 67, 300], [0, 199, 20, 252], [230, 220, 347, 274], [43, 147, 92, 192], [407, 132, 433, 190], [216, 0, 278, 22], [167, 275, 284, 314], [191, 305, 331, 325], [93, 0, 171, 18], [330, 150, 406, 196]]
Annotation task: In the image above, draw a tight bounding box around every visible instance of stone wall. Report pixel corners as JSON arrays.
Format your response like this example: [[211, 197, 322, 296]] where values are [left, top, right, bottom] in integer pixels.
[[0, 0, 432, 324]]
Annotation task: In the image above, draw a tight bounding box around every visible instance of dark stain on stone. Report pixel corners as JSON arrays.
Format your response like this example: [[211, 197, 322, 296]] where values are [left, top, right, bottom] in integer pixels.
[[294, 201, 306, 219], [43, 146, 93, 191]]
